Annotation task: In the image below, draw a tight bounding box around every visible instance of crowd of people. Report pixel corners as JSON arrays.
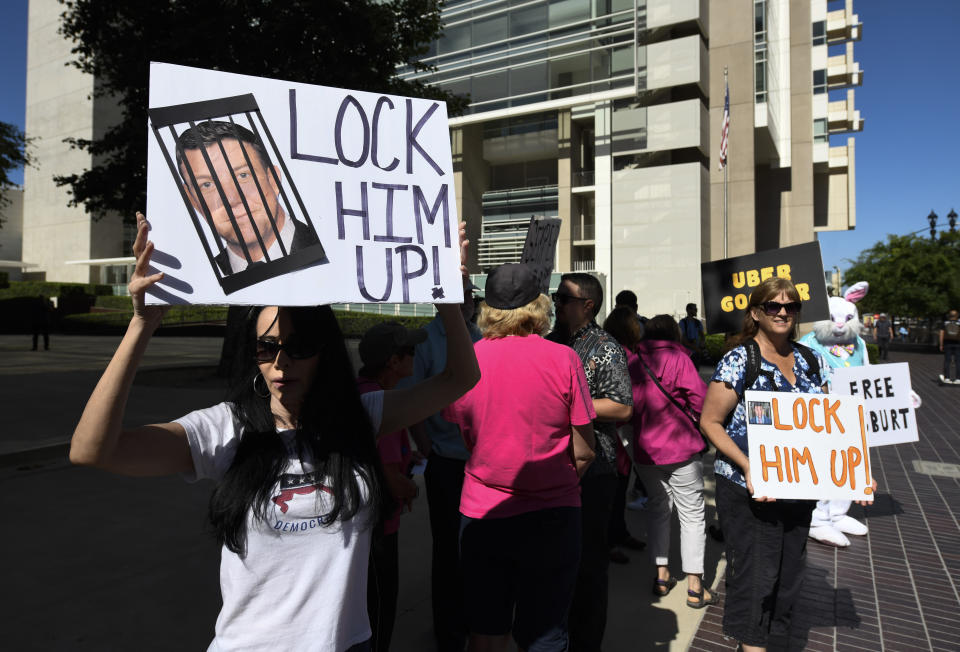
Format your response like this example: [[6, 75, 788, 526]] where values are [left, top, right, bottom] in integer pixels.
[[71, 213, 881, 652]]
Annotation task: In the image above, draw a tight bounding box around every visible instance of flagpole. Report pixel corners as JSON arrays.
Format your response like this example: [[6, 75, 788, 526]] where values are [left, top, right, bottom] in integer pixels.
[[723, 66, 728, 259]]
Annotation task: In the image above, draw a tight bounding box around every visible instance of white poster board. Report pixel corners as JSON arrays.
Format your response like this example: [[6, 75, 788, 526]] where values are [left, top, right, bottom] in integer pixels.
[[745, 390, 875, 501], [145, 62, 462, 305], [830, 363, 918, 447]]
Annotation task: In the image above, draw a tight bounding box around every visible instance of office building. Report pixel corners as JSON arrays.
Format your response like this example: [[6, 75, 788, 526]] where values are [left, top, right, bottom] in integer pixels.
[[398, 0, 862, 316]]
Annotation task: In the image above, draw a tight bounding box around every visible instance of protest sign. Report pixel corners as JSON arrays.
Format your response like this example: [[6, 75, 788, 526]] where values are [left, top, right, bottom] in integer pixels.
[[700, 241, 830, 334], [830, 363, 918, 447], [746, 390, 874, 501], [145, 62, 462, 305], [520, 216, 561, 295]]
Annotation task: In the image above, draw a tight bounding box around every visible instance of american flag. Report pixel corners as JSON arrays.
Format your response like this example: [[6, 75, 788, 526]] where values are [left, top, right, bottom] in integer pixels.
[[718, 81, 730, 170]]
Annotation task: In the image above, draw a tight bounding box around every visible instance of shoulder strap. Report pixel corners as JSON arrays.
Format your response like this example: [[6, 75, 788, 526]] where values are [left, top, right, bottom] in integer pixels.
[[636, 352, 700, 428], [793, 342, 822, 386], [741, 339, 775, 397]]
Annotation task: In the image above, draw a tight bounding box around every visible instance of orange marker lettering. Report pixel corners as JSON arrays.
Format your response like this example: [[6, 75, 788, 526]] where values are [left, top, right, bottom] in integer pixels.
[[792, 447, 818, 485], [772, 398, 792, 431], [760, 444, 783, 483], [822, 399, 845, 434], [808, 398, 823, 433], [830, 449, 848, 487]]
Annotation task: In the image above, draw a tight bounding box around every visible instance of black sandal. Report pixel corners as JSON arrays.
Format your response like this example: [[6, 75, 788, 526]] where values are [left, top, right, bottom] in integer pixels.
[[652, 577, 677, 597], [686, 587, 719, 609]]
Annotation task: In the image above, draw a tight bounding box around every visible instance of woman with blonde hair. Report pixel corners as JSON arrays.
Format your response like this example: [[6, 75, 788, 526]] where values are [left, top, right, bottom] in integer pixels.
[[445, 263, 597, 652], [699, 277, 873, 651]]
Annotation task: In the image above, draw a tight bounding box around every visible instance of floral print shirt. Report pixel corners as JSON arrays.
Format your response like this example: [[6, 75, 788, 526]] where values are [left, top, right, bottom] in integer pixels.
[[711, 343, 830, 488]]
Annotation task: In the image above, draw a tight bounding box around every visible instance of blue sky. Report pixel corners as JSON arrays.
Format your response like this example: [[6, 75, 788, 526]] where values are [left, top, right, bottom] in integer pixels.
[[1, 0, 958, 276]]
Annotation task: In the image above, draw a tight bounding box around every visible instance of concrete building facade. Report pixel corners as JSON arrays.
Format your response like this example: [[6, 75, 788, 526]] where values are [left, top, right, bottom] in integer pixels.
[[19, 0, 861, 315], [399, 0, 862, 318], [21, 0, 129, 286]]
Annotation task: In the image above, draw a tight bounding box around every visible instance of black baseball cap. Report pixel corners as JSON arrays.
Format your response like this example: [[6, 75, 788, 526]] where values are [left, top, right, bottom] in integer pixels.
[[484, 263, 540, 310]]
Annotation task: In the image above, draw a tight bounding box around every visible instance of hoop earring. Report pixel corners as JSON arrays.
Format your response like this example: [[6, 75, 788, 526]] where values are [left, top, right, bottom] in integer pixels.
[[253, 372, 270, 398]]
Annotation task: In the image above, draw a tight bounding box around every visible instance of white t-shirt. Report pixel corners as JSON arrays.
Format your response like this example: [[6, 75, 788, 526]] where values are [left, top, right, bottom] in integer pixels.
[[175, 391, 384, 652]]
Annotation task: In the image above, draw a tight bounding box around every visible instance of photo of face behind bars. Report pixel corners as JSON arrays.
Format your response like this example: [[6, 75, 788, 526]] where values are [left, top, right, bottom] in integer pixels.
[[149, 94, 327, 296]]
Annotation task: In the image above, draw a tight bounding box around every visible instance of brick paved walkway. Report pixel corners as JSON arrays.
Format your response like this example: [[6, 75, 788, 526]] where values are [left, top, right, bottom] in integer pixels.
[[690, 351, 960, 651]]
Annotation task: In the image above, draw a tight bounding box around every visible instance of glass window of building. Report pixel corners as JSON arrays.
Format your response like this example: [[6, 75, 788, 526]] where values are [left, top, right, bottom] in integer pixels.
[[812, 20, 826, 45], [813, 69, 827, 94], [814, 118, 828, 144]]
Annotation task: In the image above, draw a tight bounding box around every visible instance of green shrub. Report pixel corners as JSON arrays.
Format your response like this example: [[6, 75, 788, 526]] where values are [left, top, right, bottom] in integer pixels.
[[0, 280, 112, 301], [704, 333, 726, 362], [0, 271, 8, 289], [333, 310, 433, 338], [865, 342, 879, 365], [95, 295, 136, 310]]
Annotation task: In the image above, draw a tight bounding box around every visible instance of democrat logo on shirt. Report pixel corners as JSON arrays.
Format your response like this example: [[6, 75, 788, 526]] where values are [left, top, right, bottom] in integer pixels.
[[270, 472, 334, 532]]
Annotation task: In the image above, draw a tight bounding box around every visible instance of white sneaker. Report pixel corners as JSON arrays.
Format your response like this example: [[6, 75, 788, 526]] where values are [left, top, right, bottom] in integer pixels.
[[833, 515, 868, 536], [940, 374, 949, 385], [626, 496, 648, 511], [809, 525, 850, 547], [951, 379, 960, 385]]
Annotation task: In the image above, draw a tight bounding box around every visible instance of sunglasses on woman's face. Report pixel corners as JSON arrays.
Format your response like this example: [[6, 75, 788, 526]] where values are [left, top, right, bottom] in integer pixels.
[[760, 300, 802, 316], [255, 337, 319, 362]]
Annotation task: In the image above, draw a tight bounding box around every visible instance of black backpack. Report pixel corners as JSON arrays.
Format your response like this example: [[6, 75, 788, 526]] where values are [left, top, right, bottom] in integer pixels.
[[738, 338, 821, 399]]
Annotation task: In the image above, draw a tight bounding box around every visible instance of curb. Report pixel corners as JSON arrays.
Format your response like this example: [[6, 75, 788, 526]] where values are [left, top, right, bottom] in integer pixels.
[[0, 442, 70, 468]]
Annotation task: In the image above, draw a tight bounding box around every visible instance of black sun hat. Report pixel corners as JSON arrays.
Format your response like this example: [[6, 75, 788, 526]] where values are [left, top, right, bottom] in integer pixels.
[[484, 263, 540, 310]]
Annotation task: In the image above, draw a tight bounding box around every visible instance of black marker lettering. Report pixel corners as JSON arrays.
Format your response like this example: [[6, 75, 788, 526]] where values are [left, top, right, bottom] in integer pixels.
[[412, 184, 451, 247], [335, 95, 370, 168], [336, 182, 370, 241], [884, 376, 895, 397], [289, 89, 338, 165], [356, 246, 392, 301], [406, 99, 443, 176], [372, 97, 399, 172], [396, 245, 427, 303], [372, 183, 412, 244], [432, 245, 441, 286]]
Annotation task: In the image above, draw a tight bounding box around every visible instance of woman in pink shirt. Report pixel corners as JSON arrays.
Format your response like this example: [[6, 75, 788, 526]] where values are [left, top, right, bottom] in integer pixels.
[[445, 263, 596, 652], [605, 311, 716, 608]]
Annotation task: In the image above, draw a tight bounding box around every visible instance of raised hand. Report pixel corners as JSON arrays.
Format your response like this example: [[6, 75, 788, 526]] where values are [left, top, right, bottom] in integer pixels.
[[129, 212, 169, 327]]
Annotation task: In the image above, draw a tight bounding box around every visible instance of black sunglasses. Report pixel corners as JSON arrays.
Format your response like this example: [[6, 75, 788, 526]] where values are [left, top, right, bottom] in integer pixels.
[[760, 300, 802, 316], [255, 337, 319, 362], [551, 292, 589, 305]]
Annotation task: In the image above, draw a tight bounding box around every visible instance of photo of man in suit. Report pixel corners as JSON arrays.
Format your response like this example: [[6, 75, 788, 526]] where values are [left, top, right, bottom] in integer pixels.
[[748, 401, 773, 425], [175, 121, 319, 275]]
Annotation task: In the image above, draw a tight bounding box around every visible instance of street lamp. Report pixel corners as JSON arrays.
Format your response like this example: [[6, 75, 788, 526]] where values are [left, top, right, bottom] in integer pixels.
[[928, 210, 938, 239], [948, 208, 958, 233]]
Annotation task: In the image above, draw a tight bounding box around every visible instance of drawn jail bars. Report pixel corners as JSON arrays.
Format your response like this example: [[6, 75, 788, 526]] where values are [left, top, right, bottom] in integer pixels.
[[149, 94, 327, 295]]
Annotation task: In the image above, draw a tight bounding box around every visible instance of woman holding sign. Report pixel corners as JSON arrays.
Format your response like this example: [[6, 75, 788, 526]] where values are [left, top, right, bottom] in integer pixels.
[[69, 212, 480, 652], [699, 277, 830, 652]]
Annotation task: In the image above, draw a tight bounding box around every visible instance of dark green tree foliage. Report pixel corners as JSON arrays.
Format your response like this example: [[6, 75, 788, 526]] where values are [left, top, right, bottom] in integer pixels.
[[844, 231, 960, 318], [0, 121, 32, 214], [55, 0, 465, 221]]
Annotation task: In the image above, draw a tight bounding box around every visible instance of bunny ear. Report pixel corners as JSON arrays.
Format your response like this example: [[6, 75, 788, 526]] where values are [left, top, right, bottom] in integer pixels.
[[844, 281, 869, 303]]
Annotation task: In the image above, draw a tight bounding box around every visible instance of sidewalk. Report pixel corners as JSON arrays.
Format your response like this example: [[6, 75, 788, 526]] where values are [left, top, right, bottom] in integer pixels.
[[3, 337, 957, 650]]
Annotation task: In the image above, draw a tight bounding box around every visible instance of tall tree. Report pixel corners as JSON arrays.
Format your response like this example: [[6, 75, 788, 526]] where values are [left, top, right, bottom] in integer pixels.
[[0, 120, 32, 219], [844, 231, 960, 318], [55, 0, 465, 221]]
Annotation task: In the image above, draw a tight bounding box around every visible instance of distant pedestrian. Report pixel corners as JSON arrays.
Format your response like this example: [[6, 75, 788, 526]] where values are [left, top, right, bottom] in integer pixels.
[[873, 313, 892, 360], [898, 325, 909, 342], [31, 295, 52, 351], [679, 303, 706, 366], [940, 309, 960, 385]]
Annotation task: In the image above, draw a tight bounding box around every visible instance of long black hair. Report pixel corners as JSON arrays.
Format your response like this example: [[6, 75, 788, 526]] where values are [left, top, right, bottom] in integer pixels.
[[208, 306, 387, 556]]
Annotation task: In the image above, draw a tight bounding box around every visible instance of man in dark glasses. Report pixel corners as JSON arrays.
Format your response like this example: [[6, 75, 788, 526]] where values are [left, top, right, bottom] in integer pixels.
[[548, 273, 633, 651]]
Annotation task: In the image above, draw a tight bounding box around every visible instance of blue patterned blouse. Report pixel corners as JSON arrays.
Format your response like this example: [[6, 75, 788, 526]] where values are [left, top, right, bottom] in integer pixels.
[[710, 343, 830, 488]]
